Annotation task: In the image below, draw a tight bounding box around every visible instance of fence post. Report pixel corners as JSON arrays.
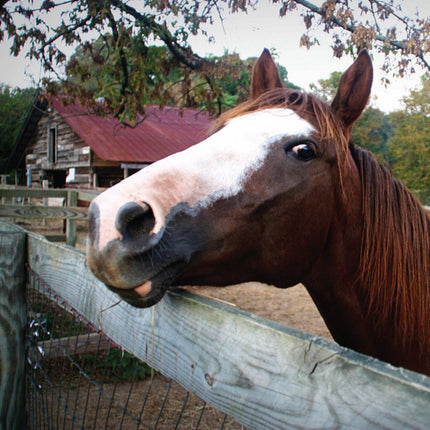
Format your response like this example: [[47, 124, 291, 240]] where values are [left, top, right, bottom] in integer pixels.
[[66, 190, 77, 247], [0, 229, 27, 430]]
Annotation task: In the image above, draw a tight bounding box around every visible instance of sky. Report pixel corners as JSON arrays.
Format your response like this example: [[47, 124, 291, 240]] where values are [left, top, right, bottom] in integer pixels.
[[1, 1, 429, 112]]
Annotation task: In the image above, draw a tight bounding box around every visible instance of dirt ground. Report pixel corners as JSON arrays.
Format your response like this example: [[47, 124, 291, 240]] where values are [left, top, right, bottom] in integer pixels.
[[185, 283, 332, 340]]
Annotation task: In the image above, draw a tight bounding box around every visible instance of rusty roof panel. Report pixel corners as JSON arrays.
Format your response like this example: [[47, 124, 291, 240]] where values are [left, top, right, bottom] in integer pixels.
[[51, 98, 213, 163]]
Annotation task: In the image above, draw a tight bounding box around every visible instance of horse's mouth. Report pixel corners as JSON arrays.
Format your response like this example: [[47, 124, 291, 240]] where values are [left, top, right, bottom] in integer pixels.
[[106, 282, 168, 308], [105, 261, 187, 308]]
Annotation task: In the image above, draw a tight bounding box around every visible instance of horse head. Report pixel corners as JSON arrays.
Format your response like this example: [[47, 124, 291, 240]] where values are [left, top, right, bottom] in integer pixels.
[[87, 49, 372, 308]]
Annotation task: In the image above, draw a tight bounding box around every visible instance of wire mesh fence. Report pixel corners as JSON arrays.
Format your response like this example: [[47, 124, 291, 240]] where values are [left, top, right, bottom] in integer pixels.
[[25, 265, 246, 430]]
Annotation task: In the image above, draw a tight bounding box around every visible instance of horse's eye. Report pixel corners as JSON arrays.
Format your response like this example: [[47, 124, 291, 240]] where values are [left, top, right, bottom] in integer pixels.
[[289, 143, 316, 161]]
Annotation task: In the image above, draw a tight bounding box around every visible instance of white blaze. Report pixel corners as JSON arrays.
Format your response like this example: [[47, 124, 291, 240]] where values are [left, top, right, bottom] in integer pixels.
[[93, 108, 315, 249]]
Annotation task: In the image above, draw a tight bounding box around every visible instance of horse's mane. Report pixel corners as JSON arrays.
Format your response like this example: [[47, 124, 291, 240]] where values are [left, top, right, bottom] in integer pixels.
[[216, 87, 430, 351], [351, 145, 430, 350]]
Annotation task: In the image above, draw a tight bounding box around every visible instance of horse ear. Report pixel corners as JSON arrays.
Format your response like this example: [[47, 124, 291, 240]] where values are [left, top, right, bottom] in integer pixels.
[[251, 48, 283, 99], [331, 50, 373, 132]]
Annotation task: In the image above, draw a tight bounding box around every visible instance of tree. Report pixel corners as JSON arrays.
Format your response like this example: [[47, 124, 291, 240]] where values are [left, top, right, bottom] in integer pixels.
[[284, 0, 430, 77], [66, 42, 254, 116], [0, 85, 35, 173], [310, 71, 342, 101], [66, 40, 293, 117], [352, 107, 392, 164], [1, 0, 429, 120], [388, 75, 430, 203]]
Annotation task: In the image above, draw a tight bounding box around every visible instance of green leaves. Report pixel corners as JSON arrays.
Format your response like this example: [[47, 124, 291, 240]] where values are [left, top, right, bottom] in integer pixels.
[[387, 75, 430, 203], [353, 107, 392, 164], [0, 85, 35, 173], [65, 39, 260, 121]]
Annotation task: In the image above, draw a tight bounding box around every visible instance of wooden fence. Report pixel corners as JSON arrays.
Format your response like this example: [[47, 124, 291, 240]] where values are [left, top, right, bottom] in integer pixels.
[[1, 220, 430, 429], [0, 227, 26, 430], [0, 185, 99, 246]]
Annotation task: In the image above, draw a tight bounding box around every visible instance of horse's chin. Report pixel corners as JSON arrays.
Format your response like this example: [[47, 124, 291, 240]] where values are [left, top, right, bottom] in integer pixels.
[[106, 282, 168, 308], [104, 261, 187, 308]]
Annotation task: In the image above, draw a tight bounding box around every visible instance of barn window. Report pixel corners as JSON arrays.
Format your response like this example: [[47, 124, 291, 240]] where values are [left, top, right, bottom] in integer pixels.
[[48, 127, 57, 163]]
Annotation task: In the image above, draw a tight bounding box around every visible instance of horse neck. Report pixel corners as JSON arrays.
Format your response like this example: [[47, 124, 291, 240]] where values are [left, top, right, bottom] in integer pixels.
[[305, 146, 430, 375], [302, 160, 379, 357]]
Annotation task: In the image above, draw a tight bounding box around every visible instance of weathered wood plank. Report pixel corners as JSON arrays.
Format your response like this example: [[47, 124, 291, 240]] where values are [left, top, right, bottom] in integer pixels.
[[76, 189, 100, 203], [0, 204, 87, 219], [66, 190, 77, 246], [0, 226, 27, 430], [0, 188, 68, 199], [45, 234, 67, 242], [75, 235, 88, 247], [6, 220, 428, 430], [39, 333, 111, 358], [0, 186, 100, 204]]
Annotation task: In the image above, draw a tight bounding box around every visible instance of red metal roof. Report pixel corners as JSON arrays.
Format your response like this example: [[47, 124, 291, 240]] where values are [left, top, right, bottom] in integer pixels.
[[51, 97, 213, 163]]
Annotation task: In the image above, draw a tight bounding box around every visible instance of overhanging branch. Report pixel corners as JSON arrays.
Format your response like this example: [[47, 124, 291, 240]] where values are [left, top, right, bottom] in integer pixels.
[[109, 0, 206, 71], [291, 0, 430, 71]]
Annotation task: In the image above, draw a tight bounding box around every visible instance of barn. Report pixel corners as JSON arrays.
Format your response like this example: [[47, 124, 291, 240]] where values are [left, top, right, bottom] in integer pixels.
[[7, 94, 213, 188]]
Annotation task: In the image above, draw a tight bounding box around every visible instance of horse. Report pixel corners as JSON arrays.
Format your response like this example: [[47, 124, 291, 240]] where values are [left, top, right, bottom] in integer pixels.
[[87, 49, 430, 376]]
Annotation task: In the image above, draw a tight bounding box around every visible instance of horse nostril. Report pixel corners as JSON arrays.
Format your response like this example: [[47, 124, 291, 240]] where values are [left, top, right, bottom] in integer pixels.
[[115, 201, 156, 242]]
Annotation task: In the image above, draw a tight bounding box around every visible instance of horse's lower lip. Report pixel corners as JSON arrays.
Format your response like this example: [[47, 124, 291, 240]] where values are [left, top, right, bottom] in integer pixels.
[[106, 280, 166, 308], [104, 260, 187, 308], [134, 280, 152, 297]]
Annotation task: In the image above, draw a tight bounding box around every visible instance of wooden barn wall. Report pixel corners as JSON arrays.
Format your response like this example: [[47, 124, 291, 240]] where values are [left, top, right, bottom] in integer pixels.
[[24, 110, 123, 188], [25, 110, 92, 187]]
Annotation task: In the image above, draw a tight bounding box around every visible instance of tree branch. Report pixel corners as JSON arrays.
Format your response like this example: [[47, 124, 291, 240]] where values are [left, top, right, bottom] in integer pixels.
[[104, 4, 129, 117], [290, 0, 430, 71], [109, 0, 207, 71], [39, 15, 92, 56]]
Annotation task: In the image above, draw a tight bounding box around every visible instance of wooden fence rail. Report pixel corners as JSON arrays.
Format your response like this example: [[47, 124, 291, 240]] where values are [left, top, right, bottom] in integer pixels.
[[0, 186, 99, 246], [1, 220, 430, 429], [0, 204, 88, 219], [0, 185, 99, 201]]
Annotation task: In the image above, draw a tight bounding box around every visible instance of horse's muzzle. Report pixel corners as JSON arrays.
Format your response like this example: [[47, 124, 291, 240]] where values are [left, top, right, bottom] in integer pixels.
[[86, 200, 199, 307]]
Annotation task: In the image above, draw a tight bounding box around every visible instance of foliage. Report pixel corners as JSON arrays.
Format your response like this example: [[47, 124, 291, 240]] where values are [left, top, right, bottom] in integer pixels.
[[0, 84, 35, 173], [286, 0, 430, 79], [66, 42, 254, 118], [1, 0, 429, 122], [352, 107, 393, 164], [388, 75, 430, 203], [66, 41, 292, 117], [89, 348, 152, 382], [310, 71, 342, 101], [399, 74, 430, 116]]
